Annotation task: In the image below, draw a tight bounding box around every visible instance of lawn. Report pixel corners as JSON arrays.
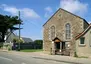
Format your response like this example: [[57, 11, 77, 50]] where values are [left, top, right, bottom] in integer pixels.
[[20, 49, 43, 52]]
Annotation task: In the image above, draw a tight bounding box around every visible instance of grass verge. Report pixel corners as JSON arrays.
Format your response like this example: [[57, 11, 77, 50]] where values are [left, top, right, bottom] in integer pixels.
[[77, 56, 88, 58], [20, 49, 43, 52]]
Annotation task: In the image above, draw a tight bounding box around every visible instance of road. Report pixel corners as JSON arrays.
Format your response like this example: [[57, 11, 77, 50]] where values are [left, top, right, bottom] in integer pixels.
[[0, 51, 72, 64]]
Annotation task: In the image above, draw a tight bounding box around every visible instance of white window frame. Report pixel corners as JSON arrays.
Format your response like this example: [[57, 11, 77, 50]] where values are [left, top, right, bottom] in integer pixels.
[[79, 37, 86, 47], [65, 23, 71, 39], [49, 25, 56, 40]]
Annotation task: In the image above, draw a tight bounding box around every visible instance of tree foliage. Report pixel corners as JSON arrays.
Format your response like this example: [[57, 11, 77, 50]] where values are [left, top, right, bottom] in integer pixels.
[[13, 38, 23, 43], [34, 40, 43, 45], [0, 14, 22, 42]]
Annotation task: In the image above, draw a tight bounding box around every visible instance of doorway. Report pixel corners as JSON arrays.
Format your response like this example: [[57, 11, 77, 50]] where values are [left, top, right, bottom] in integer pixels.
[[55, 42, 60, 49], [55, 42, 66, 55], [55, 42, 60, 54]]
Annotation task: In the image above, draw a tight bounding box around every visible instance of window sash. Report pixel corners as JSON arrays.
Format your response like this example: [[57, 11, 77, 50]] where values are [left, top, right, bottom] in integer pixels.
[[80, 37, 85, 44], [50, 26, 55, 40], [65, 23, 71, 39]]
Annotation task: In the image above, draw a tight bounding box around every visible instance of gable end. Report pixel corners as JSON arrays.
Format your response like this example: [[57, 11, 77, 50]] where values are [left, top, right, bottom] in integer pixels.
[[43, 8, 89, 27]]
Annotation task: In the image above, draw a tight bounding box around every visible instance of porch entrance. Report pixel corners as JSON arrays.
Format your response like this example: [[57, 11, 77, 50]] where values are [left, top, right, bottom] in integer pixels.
[[52, 37, 66, 55], [55, 42, 60, 50], [55, 42, 65, 55]]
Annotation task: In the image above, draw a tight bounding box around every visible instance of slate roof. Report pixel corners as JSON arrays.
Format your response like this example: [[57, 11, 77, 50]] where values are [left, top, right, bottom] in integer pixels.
[[6, 32, 33, 43], [76, 24, 91, 39], [21, 37, 33, 43]]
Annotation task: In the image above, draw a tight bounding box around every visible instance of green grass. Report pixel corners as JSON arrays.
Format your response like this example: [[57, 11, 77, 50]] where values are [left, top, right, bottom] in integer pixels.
[[77, 56, 88, 58], [20, 49, 43, 52]]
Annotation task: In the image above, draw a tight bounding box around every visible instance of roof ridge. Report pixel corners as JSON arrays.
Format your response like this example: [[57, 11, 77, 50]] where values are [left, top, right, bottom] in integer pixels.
[[76, 24, 91, 39], [60, 8, 84, 20], [43, 8, 89, 26], [43, 8, 61, 26]]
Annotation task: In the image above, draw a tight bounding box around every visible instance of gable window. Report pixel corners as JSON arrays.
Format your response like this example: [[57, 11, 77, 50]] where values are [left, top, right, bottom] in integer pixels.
[[50, 26, 55, 40], [80, 37, 85, 44], [65, 23, 71, 39]]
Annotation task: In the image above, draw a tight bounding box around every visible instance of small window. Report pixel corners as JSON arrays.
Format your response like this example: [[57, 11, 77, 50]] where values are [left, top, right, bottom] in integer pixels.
[[80, 37, 85, 44]]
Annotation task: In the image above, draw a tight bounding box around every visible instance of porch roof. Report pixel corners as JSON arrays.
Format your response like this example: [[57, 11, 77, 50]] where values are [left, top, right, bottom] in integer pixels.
[[52, 37, 61, 42]]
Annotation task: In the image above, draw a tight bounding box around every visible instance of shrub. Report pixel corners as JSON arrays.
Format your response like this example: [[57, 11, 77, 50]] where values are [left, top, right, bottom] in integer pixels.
[[74, 51, 78, 57], [3, 43, 12, 51], [13, 38, 23, 43], [0, 43, 3, 48]]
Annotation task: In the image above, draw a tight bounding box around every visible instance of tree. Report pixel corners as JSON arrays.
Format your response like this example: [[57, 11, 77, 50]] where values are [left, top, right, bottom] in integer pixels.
[[0, 14, 22, 42], [34, 40, 43, 49], [34, 40, 43, 45], [13, 38, 23, 43]]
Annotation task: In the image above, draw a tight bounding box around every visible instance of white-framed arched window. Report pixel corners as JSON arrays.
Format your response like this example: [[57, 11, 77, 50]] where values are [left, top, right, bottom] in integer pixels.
[[65, 23, 71, 39], [49, 26, 55, 40]]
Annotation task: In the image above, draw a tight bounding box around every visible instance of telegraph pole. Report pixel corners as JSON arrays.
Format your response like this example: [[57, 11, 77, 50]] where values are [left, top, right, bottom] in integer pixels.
[[18, 11, 21, 51]]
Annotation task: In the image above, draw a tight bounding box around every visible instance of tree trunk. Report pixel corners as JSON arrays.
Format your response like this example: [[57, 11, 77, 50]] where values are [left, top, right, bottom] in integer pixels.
[[1, 32, 5, 42], [0, 27, 7, 42]]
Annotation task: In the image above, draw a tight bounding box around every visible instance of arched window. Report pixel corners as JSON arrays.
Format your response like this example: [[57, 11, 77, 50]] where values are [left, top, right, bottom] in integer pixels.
[[50, 26, 55, 40], [65, 23, 71, 39]]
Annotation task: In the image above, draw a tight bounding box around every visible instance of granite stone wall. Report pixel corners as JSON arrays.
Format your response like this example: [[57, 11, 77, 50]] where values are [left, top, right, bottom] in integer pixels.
[[43, 8, 89, 56]]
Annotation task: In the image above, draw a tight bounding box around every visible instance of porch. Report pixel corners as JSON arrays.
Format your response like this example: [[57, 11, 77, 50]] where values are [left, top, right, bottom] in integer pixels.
[[51, 37, 70, 56]]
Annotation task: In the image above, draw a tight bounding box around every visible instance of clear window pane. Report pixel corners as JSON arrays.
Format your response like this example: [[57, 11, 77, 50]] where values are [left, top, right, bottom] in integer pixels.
[[51, 26, 55, 40], [65, 23, 71, 39]]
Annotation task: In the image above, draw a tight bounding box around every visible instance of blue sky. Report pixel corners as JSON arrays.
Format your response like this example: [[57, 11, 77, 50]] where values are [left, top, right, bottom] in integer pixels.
[[0, 0, 91, 40]]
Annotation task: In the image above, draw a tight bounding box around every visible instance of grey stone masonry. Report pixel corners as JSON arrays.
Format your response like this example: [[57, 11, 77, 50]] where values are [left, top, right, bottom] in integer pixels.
[[43, 8, 89, 56]]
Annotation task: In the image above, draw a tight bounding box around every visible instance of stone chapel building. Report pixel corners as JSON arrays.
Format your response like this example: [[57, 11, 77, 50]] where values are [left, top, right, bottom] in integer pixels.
[[43, 8, 90, 57]]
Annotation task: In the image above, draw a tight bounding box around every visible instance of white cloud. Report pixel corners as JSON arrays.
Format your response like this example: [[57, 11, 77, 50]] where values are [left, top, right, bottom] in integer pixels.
[[21, 8, 40, 19], [0, 4, 40, 19], [1, 4, 18, 15], [88, 21, 91, 24], [60, 0, 88, 14], [44, 6, 53, 18], [45, 6, 53, 13]]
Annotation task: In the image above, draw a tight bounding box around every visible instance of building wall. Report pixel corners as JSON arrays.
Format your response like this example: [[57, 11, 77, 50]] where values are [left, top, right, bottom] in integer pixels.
[[43, 9, 89, 55], [6, 33, 17, 43], [76, 29, 91, 57]]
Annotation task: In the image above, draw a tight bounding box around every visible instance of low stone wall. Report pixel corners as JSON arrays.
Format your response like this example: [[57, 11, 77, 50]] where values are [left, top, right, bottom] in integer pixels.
[[3, 43, 12, 51]]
